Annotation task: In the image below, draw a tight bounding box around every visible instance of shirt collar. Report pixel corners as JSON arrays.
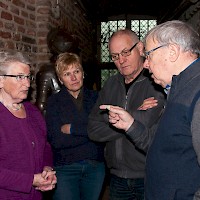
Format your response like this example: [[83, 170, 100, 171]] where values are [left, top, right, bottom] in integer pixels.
[[164, 84, 171, 94]]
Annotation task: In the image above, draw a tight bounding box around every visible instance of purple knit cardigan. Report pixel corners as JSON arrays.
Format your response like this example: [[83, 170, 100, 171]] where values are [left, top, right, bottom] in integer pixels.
[[0, 101, 53, 200]]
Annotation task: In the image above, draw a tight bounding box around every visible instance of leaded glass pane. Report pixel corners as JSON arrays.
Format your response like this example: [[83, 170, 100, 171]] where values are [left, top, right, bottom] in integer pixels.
[[118, 20, 126, 30], [101, 69, 118, 88], [100, 20, 126, 63], [100, 19, 157, 88], [149, 20, 157, 29], [131, 20, 157, 40], [131, 20, 140, 36]]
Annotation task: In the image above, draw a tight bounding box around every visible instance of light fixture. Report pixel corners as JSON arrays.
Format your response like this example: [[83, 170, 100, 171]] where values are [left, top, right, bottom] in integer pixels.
[[52, 0, 60, 19]]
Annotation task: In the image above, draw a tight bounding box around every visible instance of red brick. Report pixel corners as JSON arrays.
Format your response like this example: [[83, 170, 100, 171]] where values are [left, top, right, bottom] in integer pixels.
[[10, 6, 20, 15], [26, 20, 36, 28], [18, 26, 25, 33], [13, 33, 21, 41], [0, 21, 3, 28], [37, 7, 50, 14], [4, 22, 15, 31], [38, 46, 49, 53], [37, 0, 50, 6], [26, 0, 36, 5], [5, 41, 15, 49], [27, 5, 35, 12], [12, 0, 25, 8], [27, 29, 36, 36], [30, 14, 35, 20], [38, 38, 47, 45], [37, 31, 48, 37], [0, 2, 8, 9], [14, 16, 24, 25], [21, 10, 28, 18], [0, 31, 12, 39], [1, 11, 12, 20], [36, 16, 49, 22]]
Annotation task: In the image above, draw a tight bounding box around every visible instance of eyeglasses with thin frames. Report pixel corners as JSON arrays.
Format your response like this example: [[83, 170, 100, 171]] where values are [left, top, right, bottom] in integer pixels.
[[145, 44, 168, 60], [110, 42, 139, 61], [0, 74, 34, 81]]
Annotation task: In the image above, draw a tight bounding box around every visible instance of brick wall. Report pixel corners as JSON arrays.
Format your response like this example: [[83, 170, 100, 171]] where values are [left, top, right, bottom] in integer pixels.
[[0, 0, 95, 100], [0, 0, 37, 63]]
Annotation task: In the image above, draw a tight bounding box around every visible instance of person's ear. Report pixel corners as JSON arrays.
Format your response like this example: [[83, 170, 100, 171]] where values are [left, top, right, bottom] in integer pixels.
[[168, 43, 180, 62], [137, 41, 145, 57], [59, 78, 63, 84]]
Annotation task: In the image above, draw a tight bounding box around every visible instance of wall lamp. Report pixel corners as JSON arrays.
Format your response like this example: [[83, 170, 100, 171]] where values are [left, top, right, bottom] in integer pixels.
[[52, 0, 60, 19]]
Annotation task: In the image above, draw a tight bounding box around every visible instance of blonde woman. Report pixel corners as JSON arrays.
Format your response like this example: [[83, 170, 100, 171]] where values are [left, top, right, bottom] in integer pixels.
[[46, 52, 105, 200]]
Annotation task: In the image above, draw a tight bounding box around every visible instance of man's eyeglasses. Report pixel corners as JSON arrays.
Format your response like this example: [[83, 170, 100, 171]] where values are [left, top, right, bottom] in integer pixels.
[[145, 44, 168, 59], [0, 74, 34, 81], [110, 42, 139, 61]]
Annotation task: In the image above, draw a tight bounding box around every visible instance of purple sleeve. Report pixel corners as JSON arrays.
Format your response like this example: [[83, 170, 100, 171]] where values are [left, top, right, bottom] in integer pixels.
[[0, 168, 33, 193]]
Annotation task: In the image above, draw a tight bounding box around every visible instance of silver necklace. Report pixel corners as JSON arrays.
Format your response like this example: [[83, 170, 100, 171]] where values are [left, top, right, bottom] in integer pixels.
[[0, 101, 22, 111], [7, 103, 22, 111], [0, 93, 22, 111]]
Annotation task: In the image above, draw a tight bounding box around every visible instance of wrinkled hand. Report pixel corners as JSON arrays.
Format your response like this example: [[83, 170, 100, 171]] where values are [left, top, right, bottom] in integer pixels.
[[33, 166, 57, 192], [137, 97, 158, 110], [100, 105, 134, 132], [61, 124, 71, 134]]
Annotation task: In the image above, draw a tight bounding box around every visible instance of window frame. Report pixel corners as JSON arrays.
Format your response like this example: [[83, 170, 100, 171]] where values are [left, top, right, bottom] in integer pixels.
[[97, 15, 157, 88]]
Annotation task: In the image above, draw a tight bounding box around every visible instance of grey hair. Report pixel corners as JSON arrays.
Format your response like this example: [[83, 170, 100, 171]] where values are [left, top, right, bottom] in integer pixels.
[[144, 20, 200, 56], [109, 29, 139, 47], [0, 51, 31, 75]]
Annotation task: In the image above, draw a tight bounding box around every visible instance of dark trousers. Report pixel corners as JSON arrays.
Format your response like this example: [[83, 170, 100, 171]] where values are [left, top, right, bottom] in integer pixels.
[[110, 174, 144, 200]]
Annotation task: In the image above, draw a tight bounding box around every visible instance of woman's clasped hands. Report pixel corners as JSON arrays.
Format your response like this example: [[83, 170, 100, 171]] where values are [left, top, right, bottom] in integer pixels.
[[33, 166, 57, 192]]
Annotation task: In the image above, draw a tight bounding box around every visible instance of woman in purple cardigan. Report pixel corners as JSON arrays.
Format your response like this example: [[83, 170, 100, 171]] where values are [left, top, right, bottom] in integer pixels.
[[0, 51, 57, 200]]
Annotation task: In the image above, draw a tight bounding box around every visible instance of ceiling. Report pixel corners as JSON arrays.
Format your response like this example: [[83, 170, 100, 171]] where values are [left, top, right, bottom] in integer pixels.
[[79, 0, 192, 24]]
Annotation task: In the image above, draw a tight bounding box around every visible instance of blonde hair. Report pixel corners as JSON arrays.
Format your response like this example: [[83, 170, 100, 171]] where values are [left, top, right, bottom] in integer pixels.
[[55, 52, 83, 77]]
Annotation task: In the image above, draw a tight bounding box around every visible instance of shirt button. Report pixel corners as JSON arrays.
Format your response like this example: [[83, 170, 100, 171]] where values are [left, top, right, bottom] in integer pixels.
[[32, 141, 35, 147]]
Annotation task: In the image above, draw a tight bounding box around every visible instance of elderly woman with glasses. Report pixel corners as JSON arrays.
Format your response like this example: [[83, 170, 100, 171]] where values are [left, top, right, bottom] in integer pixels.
[[0, 51, 57, 200]]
